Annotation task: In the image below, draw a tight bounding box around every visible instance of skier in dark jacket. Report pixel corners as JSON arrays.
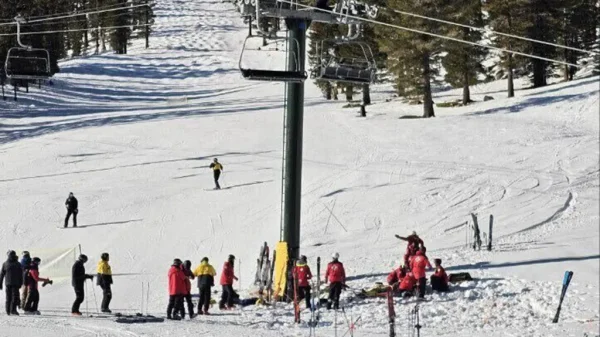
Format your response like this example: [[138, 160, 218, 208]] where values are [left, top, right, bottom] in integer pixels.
[[71, 254, 93, 315], [96, 253, 113, 313], [65, 192, 79, 228], [0, 250, 23, 315], [181, 260, 196, 319], [20, 251, 32, 309], [193, 257, 216, 315], [209, 158, 223, 189]]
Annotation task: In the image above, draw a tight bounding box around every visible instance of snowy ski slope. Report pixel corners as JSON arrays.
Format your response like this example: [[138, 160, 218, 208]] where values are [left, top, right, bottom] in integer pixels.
[[0, 0, 599, 336]]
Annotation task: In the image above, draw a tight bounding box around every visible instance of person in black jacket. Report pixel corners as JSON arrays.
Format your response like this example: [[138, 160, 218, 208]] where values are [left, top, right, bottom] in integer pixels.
[[181, 260, 195, 319], [65, 192, 79, 228], [71, 254, 93, 315], [0, 250, 23, 315]]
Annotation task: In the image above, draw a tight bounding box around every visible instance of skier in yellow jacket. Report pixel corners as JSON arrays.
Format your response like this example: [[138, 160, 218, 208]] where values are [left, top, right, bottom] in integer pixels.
[[209, 158, 223, 189], [193, 257, 216, 314], [96, 253, 113, 313]]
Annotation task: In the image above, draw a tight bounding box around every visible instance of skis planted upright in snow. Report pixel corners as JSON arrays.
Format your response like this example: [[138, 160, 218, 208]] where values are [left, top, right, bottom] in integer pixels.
[[471, 213, 482, 251], [267, 250, 276, 303], [487, 214, 493, 251], [552, 270, 574, 323], [386, 288, 396, 337], [293, 261, 300, 323]]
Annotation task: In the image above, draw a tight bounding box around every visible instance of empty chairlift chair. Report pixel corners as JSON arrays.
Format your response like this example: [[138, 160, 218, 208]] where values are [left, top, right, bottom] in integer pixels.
[[4, 47, 52, 80], [315, 40, 376, 85], [239, 36, 307, 82], [4, 16, 52, 81]]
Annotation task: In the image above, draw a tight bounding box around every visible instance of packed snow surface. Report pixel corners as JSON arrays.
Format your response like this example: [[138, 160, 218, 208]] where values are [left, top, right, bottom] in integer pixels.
[[0, 0, 598, 336]]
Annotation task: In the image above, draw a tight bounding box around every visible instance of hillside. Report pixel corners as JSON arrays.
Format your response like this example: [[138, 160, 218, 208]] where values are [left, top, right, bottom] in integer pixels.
[[0, 0, 598, 336]]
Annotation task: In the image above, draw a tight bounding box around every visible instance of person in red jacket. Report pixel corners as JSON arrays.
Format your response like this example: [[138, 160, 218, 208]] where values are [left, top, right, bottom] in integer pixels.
[[396, 231, 425, 266], [219, 255, 238, 310], [23, 257, 52, 314], [325, 253, 345, 310], [167, 259, 187, 320], [430, 258, 449, 292], [180, 260, 196, 319], [386, 264, 417, 296], [294, 255, 313, 310], [410, 249, 432, 298]]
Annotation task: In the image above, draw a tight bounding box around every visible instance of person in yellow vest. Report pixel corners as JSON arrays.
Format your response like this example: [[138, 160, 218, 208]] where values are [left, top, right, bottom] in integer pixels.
[[209, 158, 223, 190], [96, 253, 113, 313], [193, 257, 216, 315]]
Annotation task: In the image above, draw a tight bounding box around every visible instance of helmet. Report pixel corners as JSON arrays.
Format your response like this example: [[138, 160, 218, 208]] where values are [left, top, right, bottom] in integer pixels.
[[332, 252, 339, 260], [7, 250, 16, 258], [32, 257, 41, 264], [22, 251, 30, 256], [300, 255, 307, 263], [214, 158, 218, 162], [78, 254, 88, 263], [434, 258, 442, 265], [201, 257, 209, 263], [228, 254, 235, 261], [173, 258, 182, 266], [184, 260, 192, 269], [411, 231, 417, 236], [101, 253, 109, 261], [69, 192, 74, 197]]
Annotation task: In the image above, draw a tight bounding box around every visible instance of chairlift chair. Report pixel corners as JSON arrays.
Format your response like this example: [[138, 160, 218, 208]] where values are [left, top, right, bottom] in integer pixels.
[[5, 47, 51, 80], [239, 36, 307, 82], [314, 40, 376, 85], [4, 16, 52, 81]]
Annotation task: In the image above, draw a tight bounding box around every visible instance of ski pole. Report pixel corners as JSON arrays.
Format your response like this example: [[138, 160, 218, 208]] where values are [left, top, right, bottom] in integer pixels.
[[146, 282, 150, 316], [91, 283, 100, 314], [141, 282, 144, 315], [84, 280, 89, 316]]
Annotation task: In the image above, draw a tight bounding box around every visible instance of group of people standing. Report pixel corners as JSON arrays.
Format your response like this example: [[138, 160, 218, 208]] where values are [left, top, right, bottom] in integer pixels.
[[0, 250, 113, 316], [166, 255, 233, 320], [0, 251, 53, 315]]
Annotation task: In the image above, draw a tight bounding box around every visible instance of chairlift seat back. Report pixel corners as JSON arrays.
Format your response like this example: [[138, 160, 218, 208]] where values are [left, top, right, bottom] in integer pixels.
[[4, 47, 51, 80]]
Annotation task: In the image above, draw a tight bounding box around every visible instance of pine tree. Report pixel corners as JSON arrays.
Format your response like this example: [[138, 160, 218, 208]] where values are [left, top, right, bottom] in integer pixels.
[[377, 0, 447, 117], [557, 0, 598, 80], [524, 0, 561, 88], [442, 0, 487, 105], [486, 0, 529, 97]]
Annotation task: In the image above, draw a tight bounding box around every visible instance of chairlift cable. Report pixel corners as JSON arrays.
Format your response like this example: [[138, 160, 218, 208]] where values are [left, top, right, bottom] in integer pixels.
[[275, 0, 584, 69]]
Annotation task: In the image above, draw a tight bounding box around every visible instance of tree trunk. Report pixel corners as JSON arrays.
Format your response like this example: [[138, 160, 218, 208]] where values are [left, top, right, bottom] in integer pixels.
[[507, 53, 514, 98], [345, 85, 353, 101], [362, 84, 371, 105], [333, 85, 338, 100], [422, 53, 435, 118], [462, 71, 470, 106], [532, 59, 547, 88], [325, 82, 332, 100]]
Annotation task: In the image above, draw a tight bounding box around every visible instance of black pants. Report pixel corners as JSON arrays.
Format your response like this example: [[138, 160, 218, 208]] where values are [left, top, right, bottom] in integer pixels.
[[182, 294, 194, 318], [65, 209, 78, 227], [213, 171, 221, 189], [298, 286, 311, 309], [198, 286, 211, 313], [327, 282, 342, 310], [430, 276, 449, 292], [417, 277, 426, 298], [100, 284, 112, 311], [24, 288, 39, 312], [72, 286, 85, 313], [167, 295, 184, 318], [5, 286, 20, 314], [219, 284, 234, 308]]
